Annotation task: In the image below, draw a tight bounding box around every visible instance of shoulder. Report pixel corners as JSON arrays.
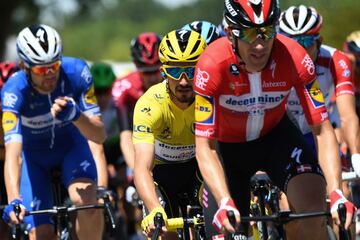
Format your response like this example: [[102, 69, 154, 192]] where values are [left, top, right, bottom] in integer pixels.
[[61, 56, 92, 85], [139, 82, 167, 105], [2, 71, 28, 95]]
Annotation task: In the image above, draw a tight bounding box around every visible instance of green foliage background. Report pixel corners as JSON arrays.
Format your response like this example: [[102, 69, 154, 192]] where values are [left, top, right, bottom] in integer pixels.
[[60, 0, 360, 62]]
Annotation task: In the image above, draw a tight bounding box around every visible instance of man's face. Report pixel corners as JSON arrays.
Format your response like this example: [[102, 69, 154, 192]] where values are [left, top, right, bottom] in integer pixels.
[[161, 63, 195, 104], [231, 26, 276, 72], [28, 61, 61, 94], [139, 70, 162, 90]]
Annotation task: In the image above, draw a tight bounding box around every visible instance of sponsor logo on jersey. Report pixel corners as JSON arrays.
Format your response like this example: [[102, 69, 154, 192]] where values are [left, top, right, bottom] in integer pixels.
[[229, 82, 248, 91], [195, 68, 210, 91], [305, 79, 325, 109], [155, 140, 195, 162], [84, 85, 98, 105], [2, 111, 18, 133], [229, 64, 239, 76], [262, 81, 286, 88], [342, 69, 351, 78], [3, 92, 18, 108], [195, 128, 215, 138], [81, 66, 92, 83], [141, 107, 151, 116], [133, 125, 152, 133], [195, 94, 214, 124], [301, 54, 315, 75]]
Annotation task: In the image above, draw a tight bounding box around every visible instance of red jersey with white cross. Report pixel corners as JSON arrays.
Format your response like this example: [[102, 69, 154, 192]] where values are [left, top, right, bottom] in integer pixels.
[[194, 35, 328, 142], [287, 45, 354, 134]]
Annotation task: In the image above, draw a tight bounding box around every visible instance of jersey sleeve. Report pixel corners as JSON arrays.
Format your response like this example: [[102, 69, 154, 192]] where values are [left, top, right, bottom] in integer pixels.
[[132, 94, 161, 145], [331, 50, 354, 97], [1, 78, 23, 144], [112, 79, 132, 132], [76, 60, 101, 117], [194, 53, 221, 139], [293, 52, 328, 125]]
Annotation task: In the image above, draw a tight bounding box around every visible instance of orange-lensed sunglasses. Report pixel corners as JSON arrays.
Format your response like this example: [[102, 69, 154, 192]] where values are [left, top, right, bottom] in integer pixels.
[[31, 61, 62, 75]]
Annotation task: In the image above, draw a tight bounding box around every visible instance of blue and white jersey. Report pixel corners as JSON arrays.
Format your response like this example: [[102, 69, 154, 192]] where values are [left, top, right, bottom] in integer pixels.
[[1, 57, 100, 150]]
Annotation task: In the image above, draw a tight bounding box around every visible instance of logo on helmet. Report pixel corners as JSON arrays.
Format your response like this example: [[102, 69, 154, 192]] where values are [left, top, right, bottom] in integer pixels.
[[225, 0, 237, 17]]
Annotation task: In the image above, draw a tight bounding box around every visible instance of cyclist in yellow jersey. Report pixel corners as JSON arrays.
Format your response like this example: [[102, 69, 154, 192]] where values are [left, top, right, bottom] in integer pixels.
[[133, 29, 206, 239]]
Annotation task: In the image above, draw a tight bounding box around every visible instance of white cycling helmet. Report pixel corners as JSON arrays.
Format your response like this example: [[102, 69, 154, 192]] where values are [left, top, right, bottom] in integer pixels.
[[279, 5, 322, 36], [16, 24, 62, 66]]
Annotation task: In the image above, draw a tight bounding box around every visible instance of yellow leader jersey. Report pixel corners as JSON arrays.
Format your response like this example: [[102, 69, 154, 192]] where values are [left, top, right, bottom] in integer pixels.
[[132, 81, 195, 163]]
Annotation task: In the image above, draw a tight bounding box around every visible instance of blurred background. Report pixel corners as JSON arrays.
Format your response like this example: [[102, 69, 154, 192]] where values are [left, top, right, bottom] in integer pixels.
[[1, 0, 359, 64]]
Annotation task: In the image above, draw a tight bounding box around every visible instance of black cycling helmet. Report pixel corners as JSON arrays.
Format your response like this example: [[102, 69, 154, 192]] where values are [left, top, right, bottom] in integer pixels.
[[224, 0, 280, 29], [130, 32, 162, 71]]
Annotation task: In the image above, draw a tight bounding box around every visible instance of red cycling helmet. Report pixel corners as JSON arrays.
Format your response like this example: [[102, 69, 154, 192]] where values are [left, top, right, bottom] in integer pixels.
[[130, 32, 162, 72], [0, 62, 18, 89], [224, 0, 280, 29]]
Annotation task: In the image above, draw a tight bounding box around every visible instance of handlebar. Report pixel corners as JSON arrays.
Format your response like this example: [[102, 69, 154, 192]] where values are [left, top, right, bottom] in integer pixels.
[[342, 171, 358, 181], [338, 203, 352, 240]]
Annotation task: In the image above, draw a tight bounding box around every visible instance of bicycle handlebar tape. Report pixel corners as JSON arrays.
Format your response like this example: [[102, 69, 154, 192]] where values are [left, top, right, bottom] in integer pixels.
[[338, 203, 352, 240], [167, 218, 184, 231]]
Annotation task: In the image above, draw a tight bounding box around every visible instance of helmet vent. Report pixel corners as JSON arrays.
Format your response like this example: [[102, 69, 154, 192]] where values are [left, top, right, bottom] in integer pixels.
[[251, 2, 263, 18], [27, 43, 40, 57], [166, 40, 175, 54], [190, 40, 201, 55]]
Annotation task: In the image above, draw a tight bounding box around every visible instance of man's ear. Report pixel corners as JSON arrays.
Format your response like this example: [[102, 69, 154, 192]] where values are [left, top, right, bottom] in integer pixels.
[[159, 66, 166, 79], [19, 61, 26, 70]]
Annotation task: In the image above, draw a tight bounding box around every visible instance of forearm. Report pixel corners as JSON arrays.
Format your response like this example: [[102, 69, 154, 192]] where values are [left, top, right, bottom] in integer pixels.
[[88, 141, 108, 188], [73, 114, 106, 143], [120, 131, 135, 169], [134, 167, 160, 211], [196, 138, 231, 204], [4, 144, 22, 202], [340, 115, 360, 154], [312, 121, 341, 192]]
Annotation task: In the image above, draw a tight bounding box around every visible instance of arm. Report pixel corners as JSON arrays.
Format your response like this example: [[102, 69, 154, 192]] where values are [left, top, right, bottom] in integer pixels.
[[120, 130, 135, 169], [51, 97, 106, 144], [4, 142, 22, 202], [88, 140, 108, 188], [133, 143, 159, 211], [195, 136, 231, 203], [336, 94, 360, 154], [73, 114, 106, 144], [310, 120, 341, 192]]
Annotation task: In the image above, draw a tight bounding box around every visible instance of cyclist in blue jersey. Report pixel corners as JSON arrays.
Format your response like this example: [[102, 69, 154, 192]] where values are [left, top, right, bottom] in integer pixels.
[[1, 24, 106, 240]]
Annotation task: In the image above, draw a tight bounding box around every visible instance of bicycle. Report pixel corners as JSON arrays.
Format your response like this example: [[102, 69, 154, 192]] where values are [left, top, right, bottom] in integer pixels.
[[11, 194, 116, 240], [151, 209, 205, 240], [239, 173, 350, 240], [10, 168, 116, 240]]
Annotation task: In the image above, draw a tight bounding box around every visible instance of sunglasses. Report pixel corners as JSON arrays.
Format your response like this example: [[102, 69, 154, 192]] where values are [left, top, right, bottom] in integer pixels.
[[231, 25, 277, 44], [162, 66, 195, 81], [31, 61, 61, 75], [348, 41, 360, 54], [292, 35, 320, 48]]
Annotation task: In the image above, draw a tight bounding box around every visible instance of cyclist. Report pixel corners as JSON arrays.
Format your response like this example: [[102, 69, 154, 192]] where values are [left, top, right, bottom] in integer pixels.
[[1, 24, 106, 240], [0, 61, 18, 240], [343, 30, 360, 110], [111, 32, 162, 239], [133, 29, 206, 238], [90, 62, 120, 188], [194, 0, 355, 239], [182, 20, 222, 45]]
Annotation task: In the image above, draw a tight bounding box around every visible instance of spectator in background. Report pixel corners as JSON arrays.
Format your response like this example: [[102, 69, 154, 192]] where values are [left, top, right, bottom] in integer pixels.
[[111, 32, 162, 240], [0, 61, 18, 240]]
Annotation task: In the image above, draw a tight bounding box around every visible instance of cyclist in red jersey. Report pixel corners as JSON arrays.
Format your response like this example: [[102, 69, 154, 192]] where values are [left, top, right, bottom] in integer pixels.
[[343, 31, 360, 124], [194, 0, 355, 239], [0, 62, 18, 240]]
